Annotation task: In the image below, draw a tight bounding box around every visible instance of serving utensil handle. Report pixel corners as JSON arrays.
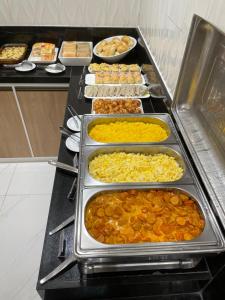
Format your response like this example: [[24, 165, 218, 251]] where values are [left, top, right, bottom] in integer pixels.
[[49, 215, 75, 236], [68, 104, 82, 122], [39, 255, 76, 285], [48, 160, 78, 174]]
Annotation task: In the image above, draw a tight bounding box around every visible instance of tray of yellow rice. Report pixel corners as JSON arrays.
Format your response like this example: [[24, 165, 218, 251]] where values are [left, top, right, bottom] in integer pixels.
[[82, 114, 178, 145]]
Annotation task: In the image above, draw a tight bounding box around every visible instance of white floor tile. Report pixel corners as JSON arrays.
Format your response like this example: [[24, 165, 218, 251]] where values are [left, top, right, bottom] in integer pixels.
[[7, 162, 55, 195], [0, 163, 17, 195], [13, 268, 42, 300], [0, 196, 4, 211], [0, 162, 54, 299], [0, 229, 45, 300], [0, 194, 51, 300]]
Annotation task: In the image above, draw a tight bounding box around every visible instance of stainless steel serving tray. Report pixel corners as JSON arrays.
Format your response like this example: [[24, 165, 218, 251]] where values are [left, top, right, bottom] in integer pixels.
[[74, 185, 225, 261], [172, 15, 225, 229], [80, 144, 193, 186], [82, 113, 178, 145]]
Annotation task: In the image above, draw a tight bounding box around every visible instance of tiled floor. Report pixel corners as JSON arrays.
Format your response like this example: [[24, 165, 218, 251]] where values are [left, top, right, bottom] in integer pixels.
[[0, 162, 55, 300]]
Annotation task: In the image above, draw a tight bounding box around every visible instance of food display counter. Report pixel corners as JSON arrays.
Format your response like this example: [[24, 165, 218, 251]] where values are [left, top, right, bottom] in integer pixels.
[[1, 16, 225, 300]]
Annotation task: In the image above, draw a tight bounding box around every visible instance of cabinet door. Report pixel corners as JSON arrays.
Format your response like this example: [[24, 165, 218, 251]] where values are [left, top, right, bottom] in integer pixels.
[[0, 89, 31, 158], [16, 89, 67, 157]]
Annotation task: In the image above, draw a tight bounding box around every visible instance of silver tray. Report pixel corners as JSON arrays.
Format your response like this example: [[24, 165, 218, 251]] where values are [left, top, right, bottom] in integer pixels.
[[74, 184, 225, 261], [82, 113, 178, 145], [80, 144, 193, 187]]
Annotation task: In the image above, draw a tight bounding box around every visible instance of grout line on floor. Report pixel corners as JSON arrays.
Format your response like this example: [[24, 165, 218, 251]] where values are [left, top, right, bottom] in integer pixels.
[[0, 164, 18, 205], [0, 163, 11, 175], [0, 195, 6, 212], [11, 266, 40, 300], [0, 227, 46, 282], [0, 193, 51, 214]]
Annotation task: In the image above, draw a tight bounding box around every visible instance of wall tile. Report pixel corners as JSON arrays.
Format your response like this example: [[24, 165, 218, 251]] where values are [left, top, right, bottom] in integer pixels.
[[0, 0, 141, 26], [139, 0, 225, 98]]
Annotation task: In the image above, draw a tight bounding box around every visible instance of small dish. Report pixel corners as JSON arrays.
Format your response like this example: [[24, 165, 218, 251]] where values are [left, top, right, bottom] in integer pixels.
[[45, 63, 65, 74], [67, 116, 81, 131], [15, 60, 36, 72], [58, 41, 93, 66], [65, 135, 80, 152]]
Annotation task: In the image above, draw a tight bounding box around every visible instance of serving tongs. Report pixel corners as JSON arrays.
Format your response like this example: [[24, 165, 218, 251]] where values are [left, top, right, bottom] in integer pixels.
[[59, 126, 80, 143], [40, 254, 76, 285], [49, 215, 75, 236], [48, 160, 78, 174], [67, 105, 82, 128], [49, 153, 78, 235]]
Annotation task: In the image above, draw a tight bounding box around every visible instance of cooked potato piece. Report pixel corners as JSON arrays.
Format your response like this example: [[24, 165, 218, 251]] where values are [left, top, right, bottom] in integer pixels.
[[0, 46, 26, 60], [85, 190, 204, 244]]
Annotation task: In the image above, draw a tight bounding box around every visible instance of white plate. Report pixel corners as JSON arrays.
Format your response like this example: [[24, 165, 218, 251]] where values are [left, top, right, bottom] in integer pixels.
[[66, 116, 81, 131], [93, 36, 137, 63], [84, 85, 150, 99], [15, 61, 36, 72], [65, 135, 80, 152], [28, 48, 59, 64], [45, 63, 65, 74], [85, 73, 145, 85]]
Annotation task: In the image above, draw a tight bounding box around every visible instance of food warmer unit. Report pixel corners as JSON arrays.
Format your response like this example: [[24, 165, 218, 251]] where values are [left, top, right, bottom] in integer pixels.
[[40, 15, 225, 284]]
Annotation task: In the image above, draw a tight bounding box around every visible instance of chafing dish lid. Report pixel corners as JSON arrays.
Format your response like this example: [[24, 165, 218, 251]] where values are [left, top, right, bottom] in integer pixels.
[[172, 15, 225, 229]]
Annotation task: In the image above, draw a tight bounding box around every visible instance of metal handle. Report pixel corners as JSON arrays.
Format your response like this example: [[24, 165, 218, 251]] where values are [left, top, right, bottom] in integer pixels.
[[49, 215, 75, 236], [67, 177, 77, 200], [39, 255, 76, 285], [68, 104, 82, 122], [59, 126, 80, 142], [48, 160, 78, 174], [67, 106, 80, 128]]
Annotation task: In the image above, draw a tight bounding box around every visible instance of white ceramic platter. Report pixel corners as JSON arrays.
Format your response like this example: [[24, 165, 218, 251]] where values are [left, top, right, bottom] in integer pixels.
[[84, 85, 150, 99], [91, 98, 144, 114], [28, 48, 59, 64], [88, 64, 141, 73], [85, 74, 145, 85]]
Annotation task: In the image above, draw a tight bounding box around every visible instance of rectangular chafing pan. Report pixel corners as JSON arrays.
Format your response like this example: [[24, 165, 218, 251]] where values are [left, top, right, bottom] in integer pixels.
[[0, 43, 28, 64], [82, 113, 178, 145], [74, 184, 225, 261], [80, 144, 194, 186]]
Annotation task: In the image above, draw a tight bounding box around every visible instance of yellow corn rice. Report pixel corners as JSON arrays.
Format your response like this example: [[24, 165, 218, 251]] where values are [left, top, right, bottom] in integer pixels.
[[89, 121, 168, 143], [89, 152, 183, 183]]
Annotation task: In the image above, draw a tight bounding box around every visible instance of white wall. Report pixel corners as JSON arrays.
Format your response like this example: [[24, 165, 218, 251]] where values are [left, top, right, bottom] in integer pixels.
[[1, 0, 225, 99], [0, 0, 141, 27], [139, 0, 225, 98]]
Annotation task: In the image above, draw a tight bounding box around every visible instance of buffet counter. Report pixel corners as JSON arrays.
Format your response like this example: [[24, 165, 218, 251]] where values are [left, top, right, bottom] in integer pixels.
[[1, 25, 225, 300]]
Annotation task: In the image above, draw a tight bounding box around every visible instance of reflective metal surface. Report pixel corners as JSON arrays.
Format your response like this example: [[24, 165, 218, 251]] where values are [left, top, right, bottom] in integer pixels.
[[81, 144, 193, 186], [81, 257, 201, 274], [74, 185, 225, 261], [172, 15, 225, 229], [82, 114, 178, 145]]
